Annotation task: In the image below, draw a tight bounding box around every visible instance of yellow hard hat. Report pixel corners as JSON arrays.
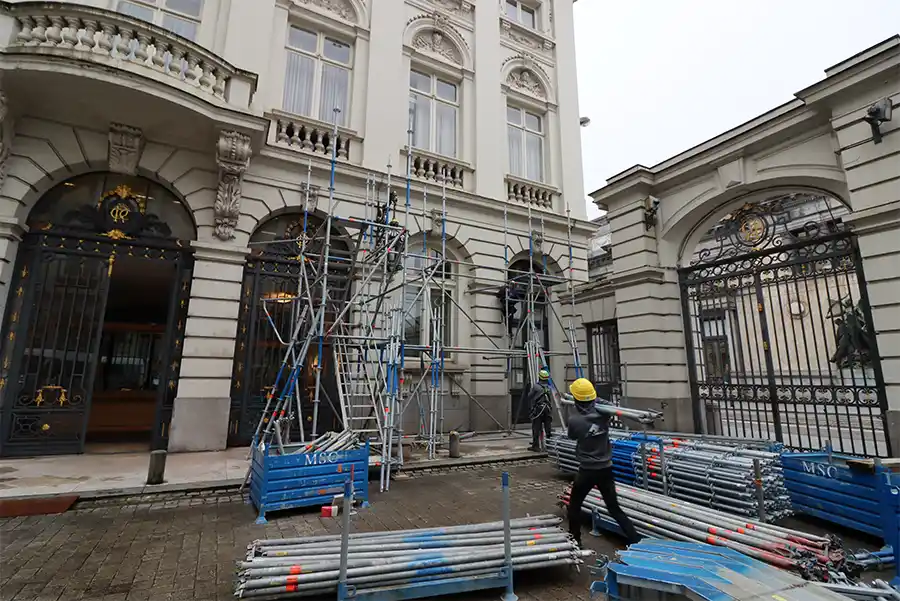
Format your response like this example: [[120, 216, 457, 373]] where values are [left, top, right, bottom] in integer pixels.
[[569, 378, 597, 402]]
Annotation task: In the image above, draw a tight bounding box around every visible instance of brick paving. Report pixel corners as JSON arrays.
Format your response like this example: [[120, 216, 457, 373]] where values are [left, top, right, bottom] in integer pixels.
[[0, 461, 613, 601]]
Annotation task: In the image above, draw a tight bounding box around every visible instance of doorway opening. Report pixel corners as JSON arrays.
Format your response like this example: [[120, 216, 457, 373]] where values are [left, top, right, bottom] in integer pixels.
[[85, 255, 178, 454]]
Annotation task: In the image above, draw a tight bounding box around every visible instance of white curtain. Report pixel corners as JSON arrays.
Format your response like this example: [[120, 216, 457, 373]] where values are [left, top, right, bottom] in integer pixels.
[[435, 102, 457, 158], [410, 93, 432, 150], [508, 125, 523, 177], [283, 51, 315, 118], [525, 132, 544, 182], [319, 63, 349, 126]]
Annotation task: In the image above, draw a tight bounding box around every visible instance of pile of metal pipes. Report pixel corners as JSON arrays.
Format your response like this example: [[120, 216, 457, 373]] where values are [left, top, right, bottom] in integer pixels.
[[278, 430, 361, 455], [560, 481, 845, 581], [547, 433, 791, 522], [819, 579, 900, 601], [851, 548, 897, 572], [236, 516, 592, 599]]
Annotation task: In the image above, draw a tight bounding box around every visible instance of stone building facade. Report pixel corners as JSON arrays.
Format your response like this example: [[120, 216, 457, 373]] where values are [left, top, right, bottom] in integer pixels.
[[0, 0, 591, 456], [575, 36, 900, 457]]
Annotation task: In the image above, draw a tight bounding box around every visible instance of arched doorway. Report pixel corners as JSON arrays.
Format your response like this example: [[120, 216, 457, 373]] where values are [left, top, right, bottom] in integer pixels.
[[506, 257, 550, 427], [678, 191, 890, 457], [0, 174, 195, 457], [228, 213, 354, 445]]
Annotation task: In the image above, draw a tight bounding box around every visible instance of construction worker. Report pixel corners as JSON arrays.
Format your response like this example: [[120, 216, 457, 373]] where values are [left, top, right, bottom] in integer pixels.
[[565, 377, 642, 547], [525, 368, 553, 452]]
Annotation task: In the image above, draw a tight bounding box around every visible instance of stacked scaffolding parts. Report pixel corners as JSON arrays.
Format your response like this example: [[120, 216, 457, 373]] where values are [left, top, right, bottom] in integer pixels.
[[241, 106, 585, 493]]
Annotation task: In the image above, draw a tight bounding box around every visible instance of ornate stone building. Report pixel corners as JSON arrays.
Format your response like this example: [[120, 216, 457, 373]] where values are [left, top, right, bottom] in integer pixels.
[[574, 36, 900, 458], [0, 0, 591, 456]]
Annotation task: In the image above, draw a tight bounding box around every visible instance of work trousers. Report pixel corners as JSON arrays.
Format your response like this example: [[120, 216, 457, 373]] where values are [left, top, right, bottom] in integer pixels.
[[531, 413, 552, 448], [567, 466, 641, 545]]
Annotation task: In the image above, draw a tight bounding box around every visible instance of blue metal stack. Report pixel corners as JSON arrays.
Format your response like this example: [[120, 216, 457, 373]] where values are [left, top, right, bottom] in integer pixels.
[[590, 540, 852, 601]]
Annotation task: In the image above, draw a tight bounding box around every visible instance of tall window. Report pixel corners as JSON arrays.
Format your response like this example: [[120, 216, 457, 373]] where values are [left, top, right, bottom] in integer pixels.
[[403, 249, 455, 357], [410, 71, 459, 158], [507, 106, 544, 182], [505, 0, 538, 29], [283, 26, 352, 127], [116, 0, 203, 41]]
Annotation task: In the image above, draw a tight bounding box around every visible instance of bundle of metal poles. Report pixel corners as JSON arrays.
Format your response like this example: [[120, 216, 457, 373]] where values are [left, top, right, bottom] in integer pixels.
[[547, 432, 791, 522], [236, 516, 592, 599], [819, 579, 900, 601], [851, 548, 897, 572], [280, 430, 360, 454], [560, 481, 845, 581]]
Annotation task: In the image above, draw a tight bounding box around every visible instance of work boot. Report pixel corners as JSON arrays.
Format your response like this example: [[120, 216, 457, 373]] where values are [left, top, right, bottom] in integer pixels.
[[527, 445, 540, 452]]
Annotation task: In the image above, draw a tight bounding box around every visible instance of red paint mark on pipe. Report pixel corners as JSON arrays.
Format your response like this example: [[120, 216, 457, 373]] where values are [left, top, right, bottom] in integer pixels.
[[289, 566, 302, 575]]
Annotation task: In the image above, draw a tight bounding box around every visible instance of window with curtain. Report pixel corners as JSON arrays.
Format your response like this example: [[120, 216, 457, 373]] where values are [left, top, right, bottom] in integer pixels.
[[116, 0, 203, 41], [403, 248, 456, 358], [283, 26, 352, 127], [507, 105, 545, 182], [505, 0, 538, 29], [409, 70, 459, 158]]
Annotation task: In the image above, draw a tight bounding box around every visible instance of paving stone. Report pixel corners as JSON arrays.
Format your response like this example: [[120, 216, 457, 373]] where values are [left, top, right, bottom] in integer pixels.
[[0, 462, 621, 601]]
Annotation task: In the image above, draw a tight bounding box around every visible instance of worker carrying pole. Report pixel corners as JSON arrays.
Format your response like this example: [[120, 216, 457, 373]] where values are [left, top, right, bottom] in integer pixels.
[[525, 368, 553, 452], [564, 377, 661, 547]]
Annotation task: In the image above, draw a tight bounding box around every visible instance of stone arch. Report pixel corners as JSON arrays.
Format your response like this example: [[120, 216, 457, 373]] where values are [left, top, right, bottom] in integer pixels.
[[0, 122, 214, 238], [669, 183, 852, 268], [247, 207, 353, 255], [404, 13, 472, 69], [501, 55, 553, 102], [287, 0, 367, 27]]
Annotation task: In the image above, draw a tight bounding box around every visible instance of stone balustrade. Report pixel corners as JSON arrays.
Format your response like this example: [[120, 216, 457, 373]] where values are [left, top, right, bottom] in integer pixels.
[[403, 148, 472, 190], [269, 111, 361, 162], [505, 175, 557, 210], [2, 2, 257, 108]]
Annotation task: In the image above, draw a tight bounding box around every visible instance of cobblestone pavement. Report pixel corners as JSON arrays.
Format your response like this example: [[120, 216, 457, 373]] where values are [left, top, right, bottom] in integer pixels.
[[1, 461, 611, 601]]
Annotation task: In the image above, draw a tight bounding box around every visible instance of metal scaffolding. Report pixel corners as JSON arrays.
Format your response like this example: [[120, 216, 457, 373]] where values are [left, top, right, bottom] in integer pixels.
[[242, 106, 584, 492]]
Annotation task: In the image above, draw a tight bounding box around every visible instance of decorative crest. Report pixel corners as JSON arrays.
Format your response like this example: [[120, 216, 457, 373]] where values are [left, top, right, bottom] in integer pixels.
[[214, 130, 252, 241], [108, 123, 145, 176]]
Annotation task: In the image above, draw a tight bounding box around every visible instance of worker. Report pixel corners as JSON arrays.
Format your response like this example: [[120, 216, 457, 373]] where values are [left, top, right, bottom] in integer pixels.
[[565, 377, 642, 547], [525, 368, 553, 452]]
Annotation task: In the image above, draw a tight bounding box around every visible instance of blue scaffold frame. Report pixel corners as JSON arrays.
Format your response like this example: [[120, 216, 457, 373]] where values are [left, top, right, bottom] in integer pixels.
[[781, 450, 899, 585], [249, 439, 370, 524]]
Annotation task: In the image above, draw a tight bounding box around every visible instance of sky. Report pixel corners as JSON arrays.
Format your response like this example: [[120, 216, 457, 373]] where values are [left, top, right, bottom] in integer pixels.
[[573, 0, 900, 220]]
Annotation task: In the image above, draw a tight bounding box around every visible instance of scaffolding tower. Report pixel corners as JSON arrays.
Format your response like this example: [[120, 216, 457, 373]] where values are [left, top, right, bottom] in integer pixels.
[[243, 107, 585, 493]]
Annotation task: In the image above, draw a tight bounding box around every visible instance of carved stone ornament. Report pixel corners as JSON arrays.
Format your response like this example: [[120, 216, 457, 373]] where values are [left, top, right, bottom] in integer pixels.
[[0, 84, 10, 193], [412, 27, 463, 65], [531, 229, 544, 252], [214, 130, 252, 242], [430, 207, 445, 234], [108, 123, 145, 176], [506, 68, 546, 99], [427, 0, 474, 17], [293, 0, 355, 22]]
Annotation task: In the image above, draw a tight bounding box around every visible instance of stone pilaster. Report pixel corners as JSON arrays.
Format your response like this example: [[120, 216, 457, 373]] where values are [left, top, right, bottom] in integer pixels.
[[0, 215, 24, 324], [169, 242, 247, 452]]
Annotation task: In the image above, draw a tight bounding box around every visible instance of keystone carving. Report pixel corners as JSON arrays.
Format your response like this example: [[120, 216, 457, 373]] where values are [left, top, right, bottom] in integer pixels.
[[108, 123, 145, 176], [214, 130, 252, 242], [294, 0, 355, 22], [506, 68, 546, 99]]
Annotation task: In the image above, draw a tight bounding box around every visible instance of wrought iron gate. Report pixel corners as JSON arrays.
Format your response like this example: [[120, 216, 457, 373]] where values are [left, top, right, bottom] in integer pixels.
[[0, 180, 192, 457], [678, 193, 890, 457]]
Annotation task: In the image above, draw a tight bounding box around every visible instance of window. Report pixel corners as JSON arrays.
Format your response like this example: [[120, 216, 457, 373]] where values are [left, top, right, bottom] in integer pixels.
[[283, 26, 352, 126], [409, 71, 459, 158], [116, 0, 203, 41], [505, 0, 538, 29], [403, 250, 455, 357], [507, 106, 544, 182]]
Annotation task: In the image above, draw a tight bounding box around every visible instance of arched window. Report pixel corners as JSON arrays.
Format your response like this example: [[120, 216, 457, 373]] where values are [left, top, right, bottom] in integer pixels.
[[27, 172, 195, 241], [403, 246, 456, 356], [410, 69, 459, 158]]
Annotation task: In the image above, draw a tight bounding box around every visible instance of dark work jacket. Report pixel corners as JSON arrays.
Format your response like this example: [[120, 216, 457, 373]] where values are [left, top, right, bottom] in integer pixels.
[[566, 402, 612, 470], [525, 382, 553, 421]]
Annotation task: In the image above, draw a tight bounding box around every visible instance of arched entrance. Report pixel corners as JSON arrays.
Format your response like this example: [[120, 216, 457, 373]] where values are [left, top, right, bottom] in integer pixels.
[[0, 174, 194, 457], [228, 213, 354, 445], [507, 257, 550, 427], [678, 191, 890, 457]]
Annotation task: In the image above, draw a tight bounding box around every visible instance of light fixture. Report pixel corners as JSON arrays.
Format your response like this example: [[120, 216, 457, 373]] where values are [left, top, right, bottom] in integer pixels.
[[579, 117, 591, 127], [864, 98, 893, 144]]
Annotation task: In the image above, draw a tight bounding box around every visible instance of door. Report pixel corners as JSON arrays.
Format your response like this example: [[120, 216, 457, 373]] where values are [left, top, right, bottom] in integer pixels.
[[0, 250, 113, 457]]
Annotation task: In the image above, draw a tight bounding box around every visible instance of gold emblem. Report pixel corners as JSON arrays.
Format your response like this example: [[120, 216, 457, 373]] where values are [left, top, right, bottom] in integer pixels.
[[738, 216, 766, 246], [110, 203, 131, 224], [41, 423, 50, 432], [102, 230, 131, 241]]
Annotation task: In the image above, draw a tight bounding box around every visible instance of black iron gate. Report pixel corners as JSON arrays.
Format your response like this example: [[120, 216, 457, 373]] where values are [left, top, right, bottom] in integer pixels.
[[0, 180, 192, 457], [586, 320, 623, 428], [678, 193, 890, 457]]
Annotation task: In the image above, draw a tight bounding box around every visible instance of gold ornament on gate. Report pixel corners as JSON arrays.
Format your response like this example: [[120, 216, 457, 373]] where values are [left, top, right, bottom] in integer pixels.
[[738, 215, 766, 246], [110, 203, 131, 224]]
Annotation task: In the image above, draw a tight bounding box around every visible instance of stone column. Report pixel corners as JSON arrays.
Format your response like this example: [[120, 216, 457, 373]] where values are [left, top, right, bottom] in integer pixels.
[[473, 0, 504, 200], [607, 196, 694, 432], [169, 130, 252, 452], [835, 103, 900, 456], [169, 242, 247, 452]]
